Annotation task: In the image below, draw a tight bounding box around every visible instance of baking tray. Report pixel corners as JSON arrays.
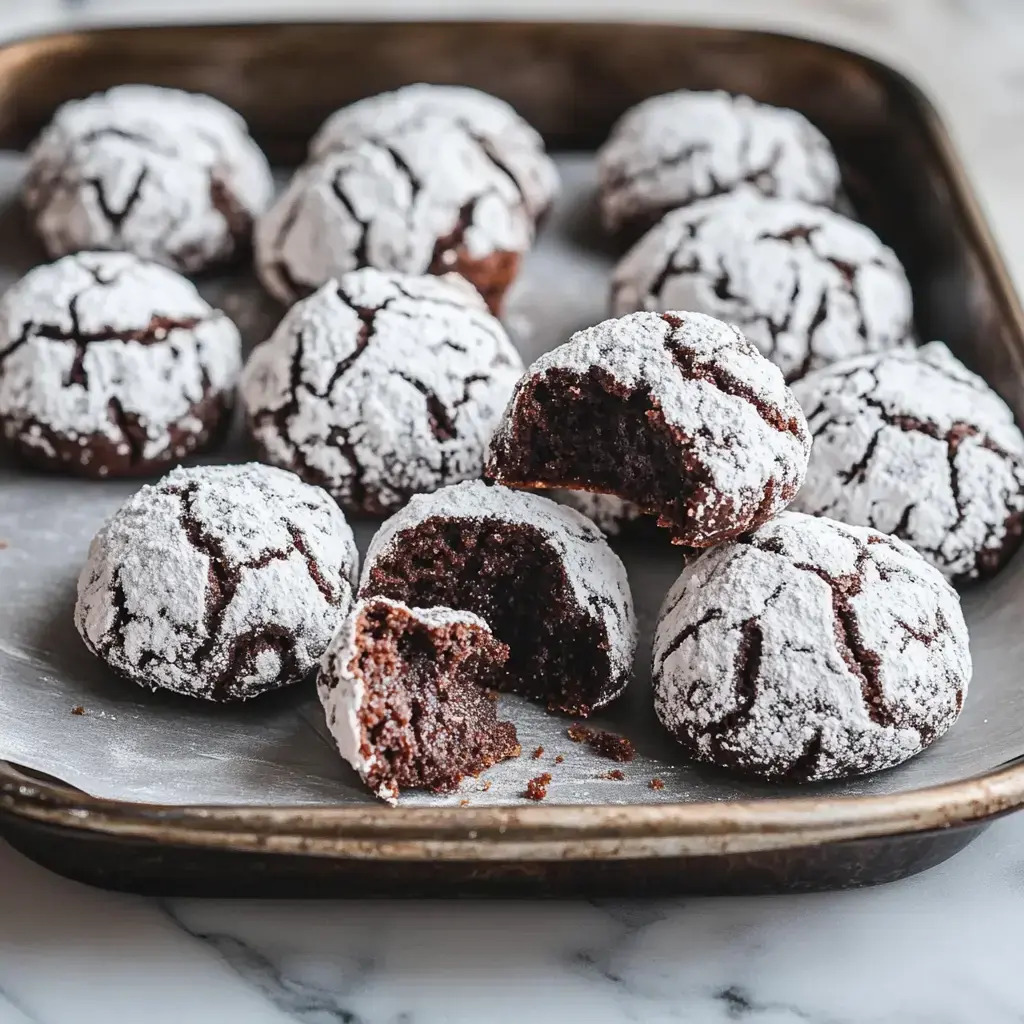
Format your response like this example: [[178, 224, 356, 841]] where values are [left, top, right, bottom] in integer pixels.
[[2, 19, 1024, 897]]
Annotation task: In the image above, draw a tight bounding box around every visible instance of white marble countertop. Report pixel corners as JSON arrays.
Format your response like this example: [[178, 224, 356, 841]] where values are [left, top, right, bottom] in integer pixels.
[[2, 0, 1024, 1021]]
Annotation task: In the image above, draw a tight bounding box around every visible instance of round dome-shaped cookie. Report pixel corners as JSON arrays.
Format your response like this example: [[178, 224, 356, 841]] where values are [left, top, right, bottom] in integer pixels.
[[652, 512, 971, 782], [0, 251, 241, 477], [255, 117, 534, 314], [487, 310, 811, 547], [309, 84, 558, 224], [75, 463, 359, 701], [792, 341, 1024, 583], [241, 268, 524, 516], [23, 85, 274, 273], [611, 192, 914, 381], [360, 480, 637, 716], [597, 90, 841, 237], [319, 596, 521, 803]]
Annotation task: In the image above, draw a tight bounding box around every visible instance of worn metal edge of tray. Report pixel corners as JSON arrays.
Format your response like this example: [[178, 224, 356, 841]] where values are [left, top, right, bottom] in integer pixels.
[[1, 19, 1024, 862]]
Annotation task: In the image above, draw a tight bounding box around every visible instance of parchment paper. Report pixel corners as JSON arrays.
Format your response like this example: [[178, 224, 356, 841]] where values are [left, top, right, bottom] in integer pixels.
[[1, 155, 1022, 807]]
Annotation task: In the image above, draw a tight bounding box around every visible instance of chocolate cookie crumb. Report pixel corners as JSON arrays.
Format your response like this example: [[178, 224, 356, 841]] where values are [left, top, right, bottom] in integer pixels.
[[524, 772, 553, 801], [649, 777, 665, 790], [567, 724, 593, 744], [460, 799, 471, 807], [554, 754, 565, 764], [603, 769, 626, 780], [482, 780, 492, 792], [531, 745, 545, 759], [71, 705, 85, 716], [590, 731, 636, 763]]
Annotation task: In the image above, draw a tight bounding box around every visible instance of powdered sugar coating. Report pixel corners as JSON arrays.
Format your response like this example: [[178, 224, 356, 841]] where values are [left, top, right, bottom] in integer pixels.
[[24, 85, 274, 273], [319, 595, 495, 803], [75, 463, 359, 701], [0, 251, 241, 476], [792, 341, 1024, 582], [255, 119, 534, 310], [488, 310, 812, 546], [612, 192, 914, 381], [653, 512, 971, 781], [241, 268, 524, 514], [309, 84, 558, 222], [552, 491, 648, 537], [597, 90, 841, 235], [362, 480, 637, 706]]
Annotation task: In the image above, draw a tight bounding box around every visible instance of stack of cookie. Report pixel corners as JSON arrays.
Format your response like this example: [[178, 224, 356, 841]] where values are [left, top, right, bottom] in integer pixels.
[[3, 80, 1014, 802]]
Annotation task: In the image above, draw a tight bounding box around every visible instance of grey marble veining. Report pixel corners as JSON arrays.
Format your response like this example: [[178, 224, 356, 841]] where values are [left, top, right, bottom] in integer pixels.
[[2, 1, 1024, 1021]]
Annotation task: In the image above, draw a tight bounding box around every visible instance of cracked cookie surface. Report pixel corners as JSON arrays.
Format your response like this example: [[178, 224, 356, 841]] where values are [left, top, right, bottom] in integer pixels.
[[487, 310, 811, 547], [359, 480, 637, 715], [0, 251, 241, 477], [254, 116, 534, 313], [23, 85, 274, 273], [309, 83, 558, 224], [792, 341, 1024, 583], [652, 511, 971, 781], [319, 595, 520, 804], [612, 192, 914, 381], [597, 90, 841, 237], [241, 268, 524, 515], [75, 462, 359, 701]]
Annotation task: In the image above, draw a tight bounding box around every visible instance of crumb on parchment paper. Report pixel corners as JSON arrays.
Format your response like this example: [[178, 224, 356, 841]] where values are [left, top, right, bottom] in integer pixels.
[[524, 773, 553, 801]]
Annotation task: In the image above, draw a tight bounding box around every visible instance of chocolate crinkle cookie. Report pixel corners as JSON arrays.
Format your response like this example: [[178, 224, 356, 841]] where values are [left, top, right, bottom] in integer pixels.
[[487, 310, 811, 547], [241, 268, 524, 516], [75, 463, 359, 701], [792, 341, 1024, 583], [653, 512, 971, 782], [309, 83, 558, 224], [255, 115, 534, 314], [611, 192, 914, 382], [359, 480, 637, 716], [597, 90, 841, 237], [319, 596, 521, 803], [23, 85, 274, 273], [0, 251, 241, 477]]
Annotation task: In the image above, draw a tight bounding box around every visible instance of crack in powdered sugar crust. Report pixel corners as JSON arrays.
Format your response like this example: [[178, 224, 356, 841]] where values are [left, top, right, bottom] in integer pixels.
[[597, 90, 841, 234], [240, 269, 525, 514], [0, 251, 241, 470], [652, 511, 971, 781], [74, 463, 359, 701], [255, 118, 535, 305], [361, 480, 638, 698], [792, 341, 1024, 582], [318, 595, 494, 803], [308, 84, 558, 222], [489, 311, 812, 543], [611, 191, 914, 381], [23, 85, 274, 273]]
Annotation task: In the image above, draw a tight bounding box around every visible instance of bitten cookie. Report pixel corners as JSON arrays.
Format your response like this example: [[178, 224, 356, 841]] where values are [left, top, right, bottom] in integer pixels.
[[597, 90, 840, 237], [792, 341, 1024, 582], [652, 512, 971, 782], [612, 192, 914, 381], [241, 268, 524, 515], [487, 310, 811, 547], [75, 463, 359, 701], [23, 85, 273, 273], [0, 251, 241, 477], [310, 83, 558, 223], [319, 595, 521, 803], [255, 116, 534, 313], [360, 480, 637, 716]]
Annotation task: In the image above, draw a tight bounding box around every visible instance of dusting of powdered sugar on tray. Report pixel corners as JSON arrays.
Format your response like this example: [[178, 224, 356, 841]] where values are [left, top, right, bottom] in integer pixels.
[[309, 83, 559, 223], [792, 341, 1024, 582], [241, 268, 524, 514], [653, 511, 972, 781], [596, 90, 841, 233], [611, 191, 914, 381], [23, 84, 274, 273], [0, 251, 241, 470], [361, 479, 638, 702], [74, 463, 359, 701]]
